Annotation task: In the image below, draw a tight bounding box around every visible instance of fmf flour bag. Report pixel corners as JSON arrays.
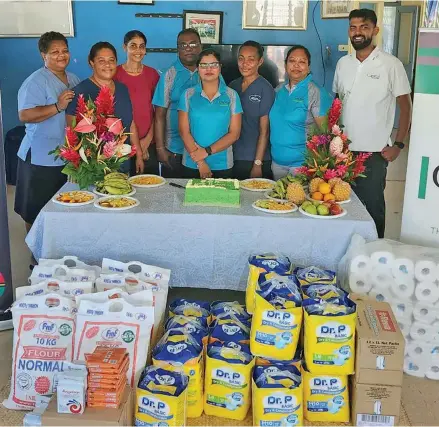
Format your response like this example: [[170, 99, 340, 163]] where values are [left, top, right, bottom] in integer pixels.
[[74, 289, 154, 387], [3, 294, 76, 410], [16, 279, 93, 300], [204, 343, 254, 421], [29, 264, 97, 286], [250, 276, 303, 360], [38, 256, 101, 276], [252, 365, 303, 427], [303, 297, 356, 375], [302, 367, 349, 423], [136, 366, 188, 427], [246, 254, 292, 314]]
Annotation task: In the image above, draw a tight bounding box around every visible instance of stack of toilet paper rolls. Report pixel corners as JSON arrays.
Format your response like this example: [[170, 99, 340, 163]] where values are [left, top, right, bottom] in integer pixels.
[[347, 240, 439, 380]]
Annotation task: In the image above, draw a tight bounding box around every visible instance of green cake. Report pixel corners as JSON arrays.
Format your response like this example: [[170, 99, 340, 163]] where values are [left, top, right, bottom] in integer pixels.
[[184, 178, 241, 207]]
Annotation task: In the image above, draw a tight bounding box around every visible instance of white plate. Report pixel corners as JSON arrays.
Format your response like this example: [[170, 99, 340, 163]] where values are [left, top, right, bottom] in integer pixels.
[[240, 178, 276, 192], [94, 196, 140, 211], [52, 191, 96, 207], [264, 190, 287, 202], [128, 174, 166, 188], [252, 200, 298, 214], [306, 194, 351, 205], [299, 205, 347, 219], [93, 187, 136, 197]]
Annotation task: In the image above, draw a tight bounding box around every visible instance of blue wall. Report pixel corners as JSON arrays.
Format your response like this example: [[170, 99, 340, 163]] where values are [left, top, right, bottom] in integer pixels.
[[0, 0, 349, 135]]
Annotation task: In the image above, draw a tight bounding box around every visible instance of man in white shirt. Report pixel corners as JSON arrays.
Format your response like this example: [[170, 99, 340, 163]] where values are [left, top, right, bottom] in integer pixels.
[[333, 9, 412, 238]]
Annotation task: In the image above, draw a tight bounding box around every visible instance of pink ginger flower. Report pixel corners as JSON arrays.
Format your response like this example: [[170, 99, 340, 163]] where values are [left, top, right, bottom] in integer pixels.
[[332, 124, 342, 136], [324, 169, 338, 180], [336, 164, 348, 177], [329, 136, 344, 157]]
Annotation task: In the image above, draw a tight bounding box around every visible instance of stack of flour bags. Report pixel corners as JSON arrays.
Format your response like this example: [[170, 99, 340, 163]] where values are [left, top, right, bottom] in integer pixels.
[[340, 235, 439, 380]]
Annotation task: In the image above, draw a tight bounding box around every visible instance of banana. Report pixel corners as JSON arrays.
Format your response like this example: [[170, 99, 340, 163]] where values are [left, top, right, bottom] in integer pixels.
[[287, 174, 295, 182], [104, 186, 130, 195], [104, 172, 128, 180]]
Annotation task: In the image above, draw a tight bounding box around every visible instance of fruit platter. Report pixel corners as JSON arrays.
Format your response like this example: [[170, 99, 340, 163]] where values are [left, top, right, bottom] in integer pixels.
[[94, 196, 140, 211], [240, 178, 276, 192], [52, 191, 96, 206], [306, 177, 351, 204], [94, 172, 136, 196], [252, 199, 297, 214], [299, 200, 346, 219], [128, 174, 166, 188]]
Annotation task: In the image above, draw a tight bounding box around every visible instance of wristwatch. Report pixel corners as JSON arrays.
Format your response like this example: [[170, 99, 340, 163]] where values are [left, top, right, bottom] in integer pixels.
[[205, 146, 212, 156], [254, 159, 262, 166], [394, 141, 405, 149]]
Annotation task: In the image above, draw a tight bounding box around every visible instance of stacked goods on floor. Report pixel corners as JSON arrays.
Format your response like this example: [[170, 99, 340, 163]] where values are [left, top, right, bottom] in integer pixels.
[[3, 255, 170, 419], [86, 348, 129, 408], [184, 178, 241, 207], [341, 235, 439, 380], [56, 362, 88, 414], [351, 297, 405, 426]]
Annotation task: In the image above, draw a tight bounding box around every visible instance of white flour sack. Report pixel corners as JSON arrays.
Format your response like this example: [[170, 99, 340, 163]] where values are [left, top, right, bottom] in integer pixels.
[[3, 294, 76, 410], [38, 256, 102, 276], [74, 289, 154, 387], [29, 264, 97, 285], [15, 278, 93, 300]]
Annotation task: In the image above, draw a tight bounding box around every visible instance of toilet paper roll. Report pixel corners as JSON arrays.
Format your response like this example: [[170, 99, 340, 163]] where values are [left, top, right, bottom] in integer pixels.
[[414, 303, 438, 324], [426, 362, 439, 380], [370, 267, 395, 290], [369, 287, 393, 304], [370, 251, 395, 269], [407, 339, 431, 359], [350, 254, 372, 275], [349, 272, 372, 294], [415, 281, 439, 303], [404, 356, 426, 377], [392, 257, 415, 279], [391, 300, 414, 320], [390, 276, 415, 299], [397, 318, 412, 338], [410, 321, 435, 341], [415, 260, 438, 282]]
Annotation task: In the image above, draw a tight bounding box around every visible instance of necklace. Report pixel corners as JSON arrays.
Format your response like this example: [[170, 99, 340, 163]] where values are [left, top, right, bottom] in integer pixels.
[[91, 77, 115, 93]]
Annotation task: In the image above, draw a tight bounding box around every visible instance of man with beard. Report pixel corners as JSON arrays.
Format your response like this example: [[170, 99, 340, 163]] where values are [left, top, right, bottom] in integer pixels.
[[333, 9, 412, 238], [153, 29, 202, 178]]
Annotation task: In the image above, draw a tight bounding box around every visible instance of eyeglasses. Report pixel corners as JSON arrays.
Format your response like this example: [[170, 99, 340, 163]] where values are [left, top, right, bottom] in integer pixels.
[[199, 62, 220, 70], [177, 42, 200, 50]]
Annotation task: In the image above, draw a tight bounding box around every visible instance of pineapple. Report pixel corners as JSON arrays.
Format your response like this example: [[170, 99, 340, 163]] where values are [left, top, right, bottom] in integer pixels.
[[328, 177, 342, 189], [309, 177, 325, 194], [333, 181, 351, 201], [286, 182, 306, 205]]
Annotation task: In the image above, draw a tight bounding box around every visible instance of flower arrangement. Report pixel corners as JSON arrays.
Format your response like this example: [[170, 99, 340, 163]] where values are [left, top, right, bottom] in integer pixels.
[[296, 98, 371, 184], [50, 86, 136, 189]]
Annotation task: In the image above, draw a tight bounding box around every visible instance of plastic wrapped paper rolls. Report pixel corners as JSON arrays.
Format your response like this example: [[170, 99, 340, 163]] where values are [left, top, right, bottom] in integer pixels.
[[415, 282, 439, 304], [415, 260, 438, 282], [392, 258, 415, 279], [349, 273, 372, 294], [390, 276, 415, 300]]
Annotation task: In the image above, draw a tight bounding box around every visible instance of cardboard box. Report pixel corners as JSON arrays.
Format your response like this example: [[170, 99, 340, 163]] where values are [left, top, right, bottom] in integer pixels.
[[41, 385, 134, 426], [354, 298, 405, 386], [351, 379, 402, 426]]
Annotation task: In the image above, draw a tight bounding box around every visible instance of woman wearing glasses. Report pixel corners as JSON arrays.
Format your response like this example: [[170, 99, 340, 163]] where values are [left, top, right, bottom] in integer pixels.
[[269, 45, 332, 180], [115, 30, 160, 174], [66, 41, 144, 175], [178, 49, 243, 179], [15, 32, 80, 232]]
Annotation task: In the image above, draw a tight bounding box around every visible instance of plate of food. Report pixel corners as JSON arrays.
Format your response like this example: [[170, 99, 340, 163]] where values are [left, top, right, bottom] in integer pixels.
[[128, 174, 166, 188], [306, 193, 351, 205], [264, 190, 287, 202], [52, 191, 96, 206], [94, 196, 140, 211], [252, 199, 297, 214], [240, 178, 276, 192], [299, 201, 347, 219]]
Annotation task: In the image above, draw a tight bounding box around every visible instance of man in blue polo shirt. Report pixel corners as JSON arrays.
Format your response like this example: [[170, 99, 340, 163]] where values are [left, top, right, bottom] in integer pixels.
[[229, 41, 275, 180], [153, 28, 202, 178]]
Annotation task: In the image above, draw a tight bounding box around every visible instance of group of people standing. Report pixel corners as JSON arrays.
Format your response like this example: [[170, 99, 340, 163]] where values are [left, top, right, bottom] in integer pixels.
[[14, 8, 412, 239]]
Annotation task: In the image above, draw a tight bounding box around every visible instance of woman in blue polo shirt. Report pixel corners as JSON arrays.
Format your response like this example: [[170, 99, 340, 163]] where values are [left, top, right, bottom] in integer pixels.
[[269, 45, 332, 180], [178, 49, 243, 179]]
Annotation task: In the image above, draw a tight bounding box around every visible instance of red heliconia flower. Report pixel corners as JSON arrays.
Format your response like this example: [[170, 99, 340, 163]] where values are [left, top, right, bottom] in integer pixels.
[[59, 147, 81, 168], [65, 127, 78, 148], [75, 94, 87, 123], [129, 144, 137, 157], [328, 98, 342, 130], [95, 86, 114, 116], [94, 115, 107, 137]]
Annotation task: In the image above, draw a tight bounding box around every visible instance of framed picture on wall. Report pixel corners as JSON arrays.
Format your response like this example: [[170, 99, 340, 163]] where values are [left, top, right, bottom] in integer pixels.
[[118, 0, 154, 4], [242, 0, 308, 30], [183, 10, 223, 45], [321, 1, 354, 19]]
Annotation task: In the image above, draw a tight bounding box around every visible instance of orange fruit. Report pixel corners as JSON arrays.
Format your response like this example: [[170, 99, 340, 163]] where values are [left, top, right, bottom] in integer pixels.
[[324, 193, 336, 202], [318, 182, 331, 195], [312, 191, 323, 201]]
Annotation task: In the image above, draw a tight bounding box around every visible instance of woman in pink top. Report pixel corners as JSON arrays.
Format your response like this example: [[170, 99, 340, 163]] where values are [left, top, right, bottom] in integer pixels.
[[115, 30, 160, 174]]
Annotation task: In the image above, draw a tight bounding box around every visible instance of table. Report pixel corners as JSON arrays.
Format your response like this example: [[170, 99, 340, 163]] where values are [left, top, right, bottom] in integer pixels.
[[26, 180, 378, 291]]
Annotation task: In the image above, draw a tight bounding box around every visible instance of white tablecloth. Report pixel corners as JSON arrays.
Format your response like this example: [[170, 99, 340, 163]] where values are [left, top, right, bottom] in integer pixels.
[[26, 180, 377, 290]]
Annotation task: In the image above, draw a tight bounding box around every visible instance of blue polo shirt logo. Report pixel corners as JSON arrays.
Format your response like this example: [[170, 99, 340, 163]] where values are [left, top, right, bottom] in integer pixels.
[[249, 95, 261, 103]]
